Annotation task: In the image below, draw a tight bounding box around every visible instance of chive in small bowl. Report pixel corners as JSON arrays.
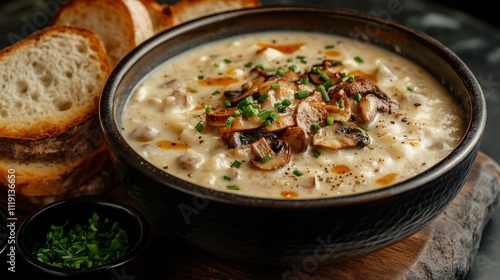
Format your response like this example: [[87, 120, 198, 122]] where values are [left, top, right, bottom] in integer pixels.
[[16, 196, 150, 279]]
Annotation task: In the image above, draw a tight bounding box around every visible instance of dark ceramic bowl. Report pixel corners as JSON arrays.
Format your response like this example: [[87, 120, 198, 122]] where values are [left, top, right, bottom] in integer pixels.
[[99, 7, 486, 265], [16, 196, 150, 279]]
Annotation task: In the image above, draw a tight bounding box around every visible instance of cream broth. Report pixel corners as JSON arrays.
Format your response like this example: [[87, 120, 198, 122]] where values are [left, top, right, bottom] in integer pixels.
[[122, 31, 465, 199]]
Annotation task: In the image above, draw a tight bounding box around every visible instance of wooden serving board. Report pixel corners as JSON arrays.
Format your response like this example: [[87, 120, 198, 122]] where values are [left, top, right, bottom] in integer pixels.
[[2, 151, 499, 279]]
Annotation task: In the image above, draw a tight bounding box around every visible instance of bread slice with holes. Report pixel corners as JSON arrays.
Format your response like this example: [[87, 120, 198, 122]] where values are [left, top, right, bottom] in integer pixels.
[[0, 25, 110, 161], [167, 0, 261, 27], [52, 0, 154, 67], [139, 0, 174, 33]]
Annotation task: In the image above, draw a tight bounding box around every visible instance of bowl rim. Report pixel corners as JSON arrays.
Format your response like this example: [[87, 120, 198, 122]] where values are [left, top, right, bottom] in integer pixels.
[[100, 6, 486, 208], [15, 195, 150, 275]]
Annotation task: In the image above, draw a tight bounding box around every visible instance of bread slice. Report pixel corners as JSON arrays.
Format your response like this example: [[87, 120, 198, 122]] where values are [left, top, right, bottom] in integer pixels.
[[52, 0, 154, 67], [167, 0, 262, 26], [0, 141, 110, 197], [140, 0, 174, 33], [0, 26, 109, 162]]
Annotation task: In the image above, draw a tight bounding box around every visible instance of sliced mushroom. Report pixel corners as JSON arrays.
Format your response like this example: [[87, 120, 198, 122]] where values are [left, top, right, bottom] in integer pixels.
[[219, 127, 248, 148], [308, 59, 343, 85], [258, 77, 298, 100], [281, 127, 309, 153], [329, 76, 386, 99], [251, 140, 292, 170], [326, 89, 352, 122], [224, 75, 266, 104], [358, 94, 379, 123], [250, 137, 275, 159], [264, 115, 296, 132], [295, 92, 328, 134], [206, 107, 238, 126], [313, 123, 370, 150], [231, 115, 263, 131]]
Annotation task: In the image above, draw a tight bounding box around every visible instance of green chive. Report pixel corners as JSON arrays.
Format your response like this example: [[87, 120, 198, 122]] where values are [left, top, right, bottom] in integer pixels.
[[223, 58, 232, 63], [320, 72, 330, 82], [288, 64, 297, 72], [214, 63, 220, 67], [407, 86, 414, 92], [205, 105, 212, 114], [347, 75, 355, 82], [198, 75, 204, 80], [339, 119, 347, 124], [293, 170, 303, 176], [227, 185, 240, 190], [295, 90, 310, 99], [231, 160, 242, 168], [262, 120, 271, 127], [224, 100, 232, 107], [233, 109, 242, 117], [258, 93, 269, 102], [300, 77, 309, 85], [311, 122, 321, 131], [223, 175, 232, 181], [354, 56, 364, 63], [225, 116, 235, 127], [277, 67, 286, 77], [313, 150, 321, 158], [281, 99, 292, 106], [236, 96, 254, 108], [244, 62, 253, 68], [211, 90, 220, 95], [316, 85, 330, 102], [337, 99, 345, 108], [257, 110, 273, 119], [195, 122, 205, 132], [326, 116, 334, 126], [270, 83, 281, 89], [261, 155, 271, 163], [353, 93, 363, 102], [255, 64, 264, 69], [325, 44, 335, 49]]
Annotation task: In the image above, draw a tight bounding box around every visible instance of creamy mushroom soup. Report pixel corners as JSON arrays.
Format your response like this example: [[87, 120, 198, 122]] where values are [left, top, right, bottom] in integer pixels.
[[122, 31, 465, 199]]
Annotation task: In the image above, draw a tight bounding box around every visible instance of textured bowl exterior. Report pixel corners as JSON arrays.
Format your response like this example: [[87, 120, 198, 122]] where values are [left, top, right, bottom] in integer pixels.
[[100, 7, 486, 264]]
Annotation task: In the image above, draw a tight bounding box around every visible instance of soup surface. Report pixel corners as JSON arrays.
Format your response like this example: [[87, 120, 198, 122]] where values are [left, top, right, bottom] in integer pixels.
[[122, 31, 465, 199]]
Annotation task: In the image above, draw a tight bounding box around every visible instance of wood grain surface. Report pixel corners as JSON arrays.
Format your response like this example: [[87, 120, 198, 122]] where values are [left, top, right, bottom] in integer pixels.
[[2, 152, 499, 279]]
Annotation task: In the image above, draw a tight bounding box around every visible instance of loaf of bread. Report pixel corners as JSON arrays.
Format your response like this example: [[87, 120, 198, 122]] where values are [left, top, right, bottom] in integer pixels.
[[52, 0, 155, 67]]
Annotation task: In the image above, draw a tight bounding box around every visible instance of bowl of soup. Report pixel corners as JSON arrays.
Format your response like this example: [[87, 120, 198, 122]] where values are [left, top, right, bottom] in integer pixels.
[[99, 7, 486, 264]]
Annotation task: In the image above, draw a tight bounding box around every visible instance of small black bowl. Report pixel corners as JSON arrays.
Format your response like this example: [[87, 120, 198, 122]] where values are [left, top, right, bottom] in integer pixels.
[[100, 7, 486, 265], [16, 196, 150, 279]]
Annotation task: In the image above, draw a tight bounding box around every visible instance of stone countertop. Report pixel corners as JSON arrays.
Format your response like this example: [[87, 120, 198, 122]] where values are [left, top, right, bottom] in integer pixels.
[[1, 0, 499, 278]]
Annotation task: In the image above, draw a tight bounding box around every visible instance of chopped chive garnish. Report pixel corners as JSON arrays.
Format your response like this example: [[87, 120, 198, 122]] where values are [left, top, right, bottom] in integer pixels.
[[214, 63, 220, 67], [261, 155, 272, 163], [288, 64, 297, 72], [296, 55, 305, 60], [255, 64, 264, 69], [407, 86, 414, 92], [258, 93, 269, 102], [265, 67, 277, 72], [293, 170, 303, 176], [277, 67, 286, 77], [225, 116, 235, 127], [311, 65, 322, 74], [270, 83, 281, 89], [324, 79, 333, 88], [262, 120, 271, 127], [227, 185, 240, 190], [347, 75, 355, 82], [198, 75, 204, 80], [353, 93, 363, 102], [223, 175, 232, 181], [236, 96, 254, 108], [311, 122, 321, 131], [316, 85, 330, 102], [244, 62, 253, 68], [268, 112, 278, 121], [243, 104, 258, 117], [211, 90, 220, 95], [278, 105, 287, 113], [287, 58, 293, 62], [188, 87, 197, 93], [223, 58, 232, 63], [224, 100, 232, 107], [326, 116, 334, 126], [233, 109, 242, 117], [205, 105, 212, 114], [337, 99, 345, 108], [231, 160, 242, 168], [257, 110, 273, 119], [320, 72, 330, 82], [300, 77, 309, 85], [339, 119, 347, 124], [282, 99, 292, 106], [295, 90, 310, 99], [325, 44, 335, 49], [313, 150, 321, 158], [354, 56, 364, 63]]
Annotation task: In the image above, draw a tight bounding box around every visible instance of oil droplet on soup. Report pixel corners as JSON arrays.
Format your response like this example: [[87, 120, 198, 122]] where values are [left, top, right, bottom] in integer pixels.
[[156, 140, 190, 150], [376, 173, 397, 186]]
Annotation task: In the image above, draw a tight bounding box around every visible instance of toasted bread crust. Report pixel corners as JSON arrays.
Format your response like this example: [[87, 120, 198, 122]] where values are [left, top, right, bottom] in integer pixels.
[[52, 0, 154, 67], [140, 0, 174, 33], [0, 141, 110, 196], [0, 114, 102, 161], [0, 26, 110, 141]]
